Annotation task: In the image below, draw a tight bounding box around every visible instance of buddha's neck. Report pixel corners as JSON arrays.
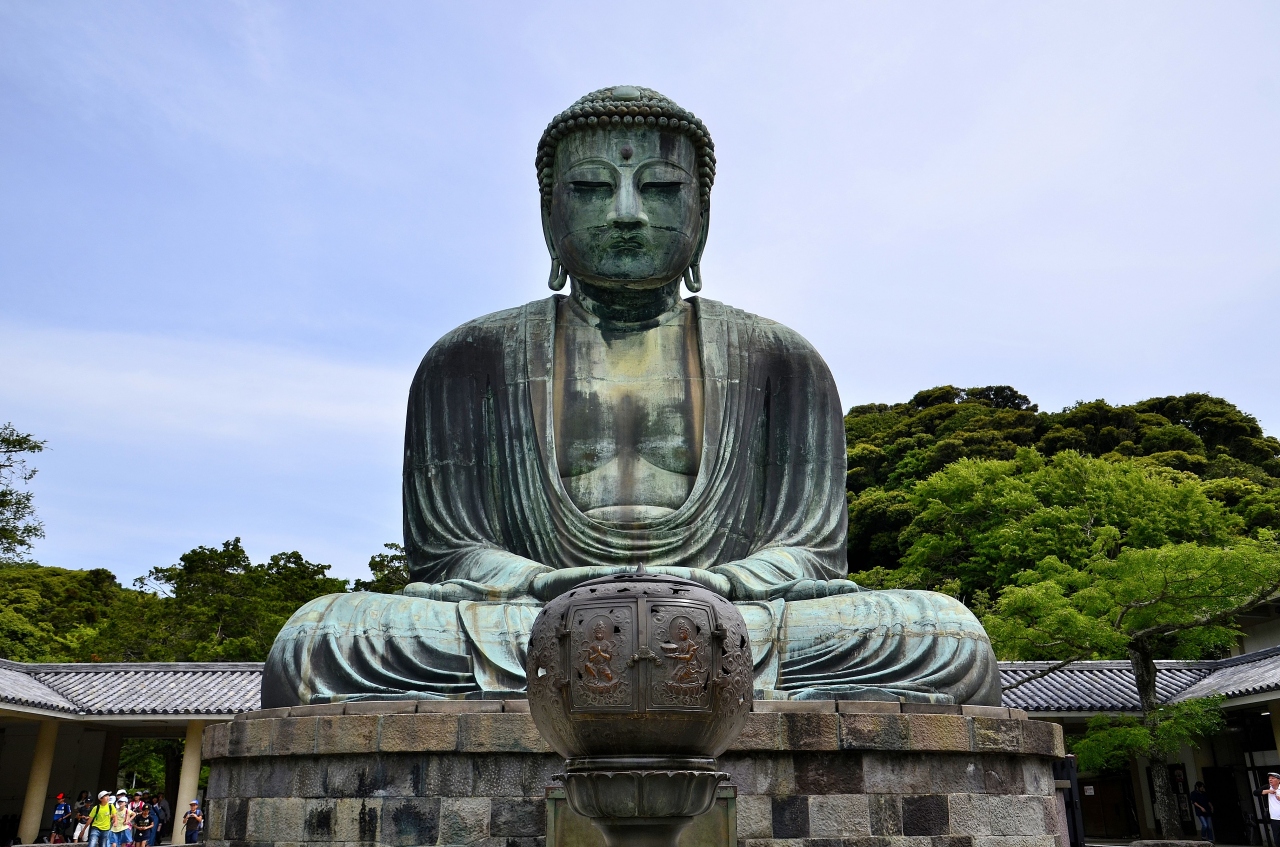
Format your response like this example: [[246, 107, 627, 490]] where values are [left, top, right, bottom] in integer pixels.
[[569, 279, 683, 331]]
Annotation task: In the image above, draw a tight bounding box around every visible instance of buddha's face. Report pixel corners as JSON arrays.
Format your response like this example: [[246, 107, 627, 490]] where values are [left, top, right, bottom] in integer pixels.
[[550, 128, 702, 288]]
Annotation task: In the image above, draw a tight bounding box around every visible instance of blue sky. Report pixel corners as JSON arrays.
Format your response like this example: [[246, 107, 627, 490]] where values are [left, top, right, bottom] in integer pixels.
[[2, 2, 1277, 584]]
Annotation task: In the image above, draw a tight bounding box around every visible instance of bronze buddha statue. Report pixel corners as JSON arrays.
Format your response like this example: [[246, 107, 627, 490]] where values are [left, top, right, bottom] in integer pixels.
[[262, 86, 1001, 707]]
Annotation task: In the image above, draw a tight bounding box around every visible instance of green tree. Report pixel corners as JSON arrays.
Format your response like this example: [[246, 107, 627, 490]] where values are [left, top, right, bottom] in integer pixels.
[[353, 543, 410, 594], [0, 565, 122, 661], [0, 423, 45, 563], [845, 388, 1280, 574], [83, 539, 347, 662], [854, 450, 1239, 599], [988, 540, 1280, 837]]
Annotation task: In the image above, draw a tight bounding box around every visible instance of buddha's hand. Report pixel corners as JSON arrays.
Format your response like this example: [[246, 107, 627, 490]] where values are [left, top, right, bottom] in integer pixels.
[[401, 575, 545, 603], [531, 566, 732, 601], [773, 578, 864, 601]]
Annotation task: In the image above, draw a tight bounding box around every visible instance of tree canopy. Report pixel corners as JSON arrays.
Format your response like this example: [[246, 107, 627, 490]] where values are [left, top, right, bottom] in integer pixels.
[[847, 388, 1280, 586], [0, 423, 45, 564]]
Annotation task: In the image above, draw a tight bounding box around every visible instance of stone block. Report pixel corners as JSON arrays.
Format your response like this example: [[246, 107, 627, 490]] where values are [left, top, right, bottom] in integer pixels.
[[809, 794, 872, 837], [902, 795, 949, 836], [1020, 722, 1065, 758], [972, 837, 1056, 847], [271, 717, 318, 756], [862, 753, 987, 796], [379, 713, 461, 752], [246, 797, 303, 842], [902, 704, 964, 715], [1008, 709, 1029, 720], [736, 794, 773, 839], [784, 713, 842, 749], [869, 794, 902, 836], [458, 714, 550, 753], [205, 799, 226, 841], [239, 707, 291, 721], [950, 795, 1049, 837], [332, 798, 381, 842], [961, 705, 1010, 719], [323, 758, 398, 798], [981, 756, 1023, 795], [228, 719, 274, 758], [755, 700, 836, 712], [841, 714, 910, 751], [502, 699, 531, 713], [223, 797, 250, 841], [907, 715, 971, 752], [301, 799, 336, 841], [343, 700, 418, 715], [418, 699, 501, 713], [735, 712, 784, 750], [290, 703, 346, 717], [972, 718, 1022, 753], [204, 723, 231, 761], [720, 752, 797, 796], [772, 795, 810, 839], [439, 797, 491, 844], [838, 701, 902, 714], [381, 798, 440, 847], [489, 798, 544, 837], [794, 751, 864, 794], [316, 715, 379, 755], [1022, 760, 1055, 797]]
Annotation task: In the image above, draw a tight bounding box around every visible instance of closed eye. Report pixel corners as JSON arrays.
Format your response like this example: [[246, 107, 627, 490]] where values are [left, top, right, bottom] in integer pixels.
[[572, 181, 614, 191], [641, 182, 683, 192]]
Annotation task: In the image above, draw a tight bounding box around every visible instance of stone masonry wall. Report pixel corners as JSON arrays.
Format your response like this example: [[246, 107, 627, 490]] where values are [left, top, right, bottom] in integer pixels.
[[202, 700, 1066, 847]]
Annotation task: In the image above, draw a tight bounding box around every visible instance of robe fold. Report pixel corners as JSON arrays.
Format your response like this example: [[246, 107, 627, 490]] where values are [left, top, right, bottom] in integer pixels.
[[261, 296, 1001, 708]]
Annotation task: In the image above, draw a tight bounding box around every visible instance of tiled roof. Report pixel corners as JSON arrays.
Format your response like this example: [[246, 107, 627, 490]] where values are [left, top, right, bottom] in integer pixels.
[[999, 660, 1213, 712], [0, 662, 79, 713], [4, 649, 1279, 717], [1172, 645, 1280, 702], [0, 659, 262, 716]]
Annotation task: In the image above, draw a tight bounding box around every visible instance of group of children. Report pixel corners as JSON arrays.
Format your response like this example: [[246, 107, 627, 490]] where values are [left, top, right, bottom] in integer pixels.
[[49, 791, 201, 846]]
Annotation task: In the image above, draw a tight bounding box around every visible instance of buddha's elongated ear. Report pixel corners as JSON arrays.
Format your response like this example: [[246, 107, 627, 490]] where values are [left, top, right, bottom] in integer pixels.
[[542, 204, 567, 291], [683, 204, 711, 294]]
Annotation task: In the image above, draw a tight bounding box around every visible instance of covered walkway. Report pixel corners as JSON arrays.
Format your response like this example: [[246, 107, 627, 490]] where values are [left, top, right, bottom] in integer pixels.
[[0, 660, 258, 844]]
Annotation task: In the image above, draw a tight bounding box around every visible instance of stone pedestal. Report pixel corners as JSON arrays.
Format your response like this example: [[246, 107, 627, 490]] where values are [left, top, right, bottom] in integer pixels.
[[202, 700, 1066, 847]]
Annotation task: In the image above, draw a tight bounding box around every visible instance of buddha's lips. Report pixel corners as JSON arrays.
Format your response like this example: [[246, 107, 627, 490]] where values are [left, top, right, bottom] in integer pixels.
[[610, 235, 646, 251]]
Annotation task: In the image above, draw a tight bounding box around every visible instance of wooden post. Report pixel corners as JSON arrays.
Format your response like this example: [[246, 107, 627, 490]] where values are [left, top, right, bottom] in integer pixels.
[[18, 720, 59, 844], [172, 720, 206, 843]]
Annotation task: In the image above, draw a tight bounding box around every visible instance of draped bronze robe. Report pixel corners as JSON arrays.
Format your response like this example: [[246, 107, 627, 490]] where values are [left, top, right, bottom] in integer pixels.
[[262, 296, 1001, 707]]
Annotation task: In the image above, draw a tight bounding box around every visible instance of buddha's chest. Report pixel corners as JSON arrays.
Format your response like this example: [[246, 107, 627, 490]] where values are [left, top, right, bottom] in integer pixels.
[[553, 310, 704, 520]]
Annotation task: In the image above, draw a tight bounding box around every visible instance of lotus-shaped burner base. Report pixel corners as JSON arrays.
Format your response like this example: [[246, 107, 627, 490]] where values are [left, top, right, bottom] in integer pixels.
[[561, 757, 728, 847]]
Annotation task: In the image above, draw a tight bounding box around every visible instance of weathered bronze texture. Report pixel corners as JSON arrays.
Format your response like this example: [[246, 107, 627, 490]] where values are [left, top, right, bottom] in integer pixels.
[[260, 85, 1003, 710], [527, 572, 751, 758], [527, 571, 749, 847]]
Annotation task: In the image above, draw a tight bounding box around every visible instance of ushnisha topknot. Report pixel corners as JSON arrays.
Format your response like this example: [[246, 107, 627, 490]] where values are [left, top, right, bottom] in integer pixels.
[[536, 85, 716, 209]]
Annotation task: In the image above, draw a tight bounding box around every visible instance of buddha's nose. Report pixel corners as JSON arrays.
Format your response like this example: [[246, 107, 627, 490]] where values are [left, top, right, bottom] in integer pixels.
[[606, 180, 648, 228]]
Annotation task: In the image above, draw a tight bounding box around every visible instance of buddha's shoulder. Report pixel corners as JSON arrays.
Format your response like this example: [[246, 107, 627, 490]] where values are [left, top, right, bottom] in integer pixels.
[[416, 298, 555, 369], [695, 298, 826, 363]]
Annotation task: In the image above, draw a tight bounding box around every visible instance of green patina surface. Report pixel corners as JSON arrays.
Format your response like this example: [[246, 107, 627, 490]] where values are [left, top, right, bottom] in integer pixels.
[[261, 86, 1002, 709]]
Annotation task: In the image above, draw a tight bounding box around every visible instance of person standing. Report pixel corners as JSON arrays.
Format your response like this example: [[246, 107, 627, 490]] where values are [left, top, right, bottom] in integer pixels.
[[181, 801, 201, 845], [131, 805, 153, 847], [74, 792, 92, 843], [1190, 781, 1214, 842], [52, 793, 72, 842], [109, 796, 131, 847], [85, 793, 113, 847], [1256, 772, 1280, 844], [154, 796, 171, 842]]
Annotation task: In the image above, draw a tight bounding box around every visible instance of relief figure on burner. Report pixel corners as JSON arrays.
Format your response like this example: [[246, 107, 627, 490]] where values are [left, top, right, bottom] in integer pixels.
[[262, 86, 1002, 708]]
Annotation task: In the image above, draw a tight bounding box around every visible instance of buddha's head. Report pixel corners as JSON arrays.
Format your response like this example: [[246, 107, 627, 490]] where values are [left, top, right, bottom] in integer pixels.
[[537, 86, 714, 293]]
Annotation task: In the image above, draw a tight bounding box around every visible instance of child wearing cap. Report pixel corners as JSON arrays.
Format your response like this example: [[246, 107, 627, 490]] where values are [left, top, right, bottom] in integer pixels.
[[86, 793, 114, 847], [182, 801, 202, 845]]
